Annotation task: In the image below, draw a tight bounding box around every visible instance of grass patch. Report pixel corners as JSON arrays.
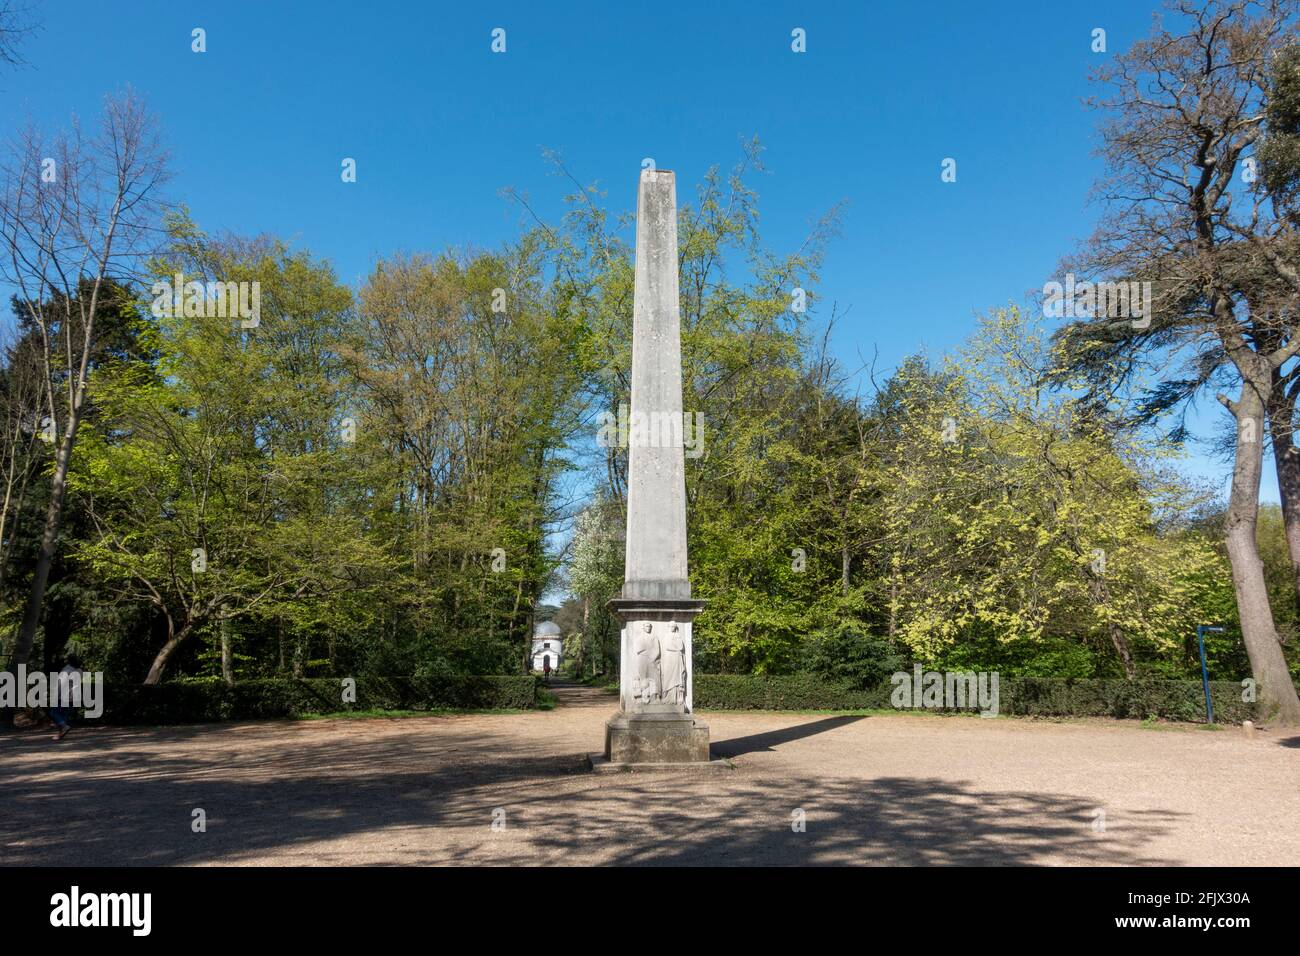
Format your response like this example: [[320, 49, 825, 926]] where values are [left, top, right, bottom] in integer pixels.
[[1138, 715, 1210, 731], [577, 673, 619, 691]]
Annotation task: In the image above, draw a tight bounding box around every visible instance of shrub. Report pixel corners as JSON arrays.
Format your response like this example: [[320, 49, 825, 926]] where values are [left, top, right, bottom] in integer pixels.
[[799, 624, 908, 689], [98, 675, 539, 725], [695, 674, 891, 710], [694, 673, 1258, 722], [998, 677, 1255, 722]]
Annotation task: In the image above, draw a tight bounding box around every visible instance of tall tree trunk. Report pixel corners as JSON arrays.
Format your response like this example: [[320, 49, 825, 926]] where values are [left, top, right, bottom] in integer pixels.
[[887, 576, 898, 639], [7, 404, 82, 673], [581, 597, 590, 677], [1266, 369, 1300, 615], [1107, 621, 1136, 680], [145, 620, 192, 686], [0, 436, 35, 598], [1087, 570, 1136, 679], [220, 619, 234, 687], [1222, 369, 1300, 725]]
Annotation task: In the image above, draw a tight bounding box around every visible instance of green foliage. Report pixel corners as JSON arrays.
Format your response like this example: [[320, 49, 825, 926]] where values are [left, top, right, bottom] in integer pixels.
[[799, 624, 908, 689], [99, 676, 540, 724], [695, 674, 889, 710], [928, 629, 1101, 679], [995, 677, 1255, 723], [68, 227, 400, 682], [878, 309, 1229, 675], [695, 673, 1258, 722], [0, 147, 1268, 697], [51, 217, 578, 686], [1260, 40, 1300, 215], [548, 157, 1246, 685], [348, 241, 578, 677], [568, 494, 623, 675]]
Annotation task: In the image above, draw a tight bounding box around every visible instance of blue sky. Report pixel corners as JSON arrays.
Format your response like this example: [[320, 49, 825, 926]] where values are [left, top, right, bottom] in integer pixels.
[[0, 0, 1255, 498]]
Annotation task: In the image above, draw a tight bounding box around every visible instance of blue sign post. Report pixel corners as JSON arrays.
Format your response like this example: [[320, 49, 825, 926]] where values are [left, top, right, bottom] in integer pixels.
[[1196, 625, 1225, 724]]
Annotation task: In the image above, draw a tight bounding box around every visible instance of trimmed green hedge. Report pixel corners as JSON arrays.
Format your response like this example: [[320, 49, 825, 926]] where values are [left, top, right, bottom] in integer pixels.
[[997, 677, 1256, 723], [695, 674, 890, 711], [100, 675, 540, 725], [694, 674, 1258, 723]]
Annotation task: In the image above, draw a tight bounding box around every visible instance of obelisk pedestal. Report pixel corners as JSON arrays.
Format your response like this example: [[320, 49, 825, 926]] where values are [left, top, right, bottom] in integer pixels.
[[593, 167, 714, 769], [602, 601, 709, 764]]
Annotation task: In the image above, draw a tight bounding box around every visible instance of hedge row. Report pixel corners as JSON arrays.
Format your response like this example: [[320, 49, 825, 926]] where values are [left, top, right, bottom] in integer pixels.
[[996, 677, 1256, 722], [695, 674, 891, 711], [75, 673, 1261, 725], [693, 674, 1258, 723], [99, 675, 540, 725]]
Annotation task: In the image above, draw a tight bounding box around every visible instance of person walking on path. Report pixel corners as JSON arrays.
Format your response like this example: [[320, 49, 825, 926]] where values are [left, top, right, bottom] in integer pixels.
[[50, 654, 82, 741]]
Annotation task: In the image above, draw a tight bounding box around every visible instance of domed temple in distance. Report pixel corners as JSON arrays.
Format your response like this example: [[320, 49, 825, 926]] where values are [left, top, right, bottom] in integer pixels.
[[530, 620, 563, 673]]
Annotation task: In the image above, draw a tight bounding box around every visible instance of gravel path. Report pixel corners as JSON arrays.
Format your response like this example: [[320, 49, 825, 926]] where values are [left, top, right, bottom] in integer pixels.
[[3, 681, 1296, 865]]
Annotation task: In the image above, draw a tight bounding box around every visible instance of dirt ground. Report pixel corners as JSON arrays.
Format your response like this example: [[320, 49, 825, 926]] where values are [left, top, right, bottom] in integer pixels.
[[3, 682, 1297, 866]]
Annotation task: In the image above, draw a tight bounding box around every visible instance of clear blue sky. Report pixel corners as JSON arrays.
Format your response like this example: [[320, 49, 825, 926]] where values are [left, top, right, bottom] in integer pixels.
[[0, 0, 1256, 499]]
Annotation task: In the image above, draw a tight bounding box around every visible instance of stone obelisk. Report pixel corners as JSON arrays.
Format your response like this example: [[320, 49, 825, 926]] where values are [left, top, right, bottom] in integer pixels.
[[602, 167, 709, 765]]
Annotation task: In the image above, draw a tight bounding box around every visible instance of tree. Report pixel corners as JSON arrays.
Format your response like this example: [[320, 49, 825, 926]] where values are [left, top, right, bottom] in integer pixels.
[[1249, 41, 1300, 612], [568, 493, 625, 675], [72, 229, 396, 683], [0, 2, 38, 69], [0, 90, 169, 678], [0, 318, 44, 597], [1060, 0, 1300, 721], [349, 242, 580, 675], [883, 309, 1226, 678]]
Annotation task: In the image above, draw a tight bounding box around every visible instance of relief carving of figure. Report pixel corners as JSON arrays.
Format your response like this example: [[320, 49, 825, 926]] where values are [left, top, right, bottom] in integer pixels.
[[631, 621, 660, 704], [659, 622, 687, 707]]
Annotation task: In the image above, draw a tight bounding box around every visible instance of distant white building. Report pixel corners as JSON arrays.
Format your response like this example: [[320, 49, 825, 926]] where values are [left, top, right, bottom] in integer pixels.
[[531, 620, 563, 673]]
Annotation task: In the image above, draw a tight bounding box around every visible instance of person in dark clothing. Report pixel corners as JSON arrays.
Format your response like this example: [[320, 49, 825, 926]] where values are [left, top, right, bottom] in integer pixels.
[[51, 653, 82, 741]]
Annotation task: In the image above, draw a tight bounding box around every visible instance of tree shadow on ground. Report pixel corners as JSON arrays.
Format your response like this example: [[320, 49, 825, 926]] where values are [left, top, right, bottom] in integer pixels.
[[1, 719, 1183, 866]]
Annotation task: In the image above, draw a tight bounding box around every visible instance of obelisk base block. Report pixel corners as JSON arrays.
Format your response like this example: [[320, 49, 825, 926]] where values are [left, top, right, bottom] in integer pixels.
[[603, 712, 710, 764]]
